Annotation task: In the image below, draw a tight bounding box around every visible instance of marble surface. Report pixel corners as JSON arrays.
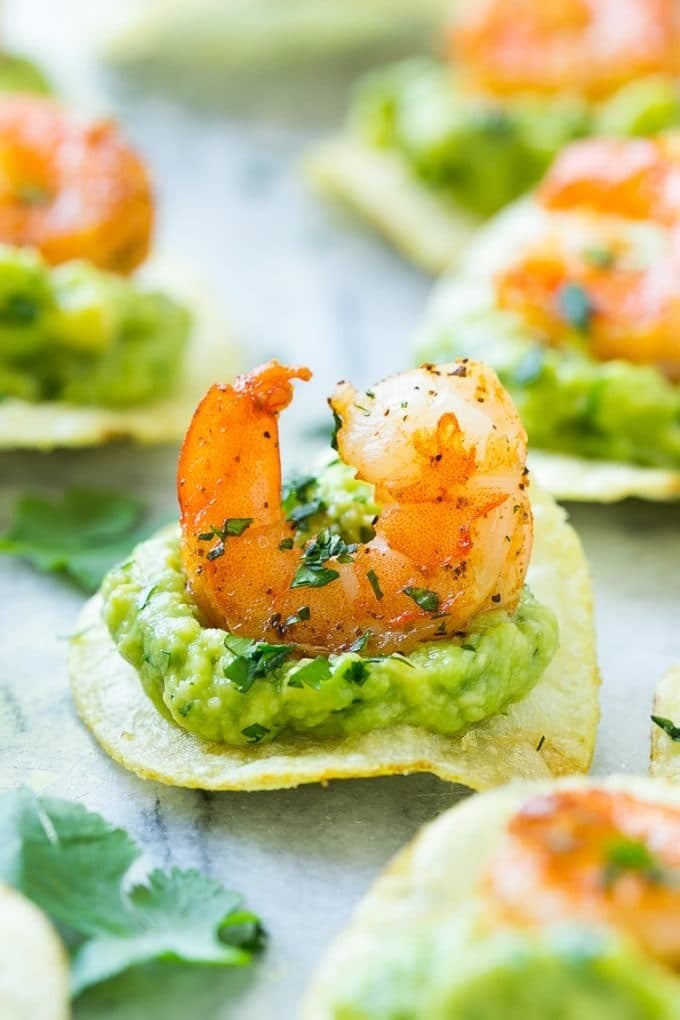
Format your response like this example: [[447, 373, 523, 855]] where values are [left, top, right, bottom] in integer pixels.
[[1, 4, 679, 1018]]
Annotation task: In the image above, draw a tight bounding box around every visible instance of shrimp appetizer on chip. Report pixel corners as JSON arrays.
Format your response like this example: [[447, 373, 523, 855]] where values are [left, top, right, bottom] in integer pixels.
[[69, 360, 598, 792], [0, 95, 235, 449], [308, 0, 680, 272], [418, 134, 680, 501], [304, 776, 680, 1019]]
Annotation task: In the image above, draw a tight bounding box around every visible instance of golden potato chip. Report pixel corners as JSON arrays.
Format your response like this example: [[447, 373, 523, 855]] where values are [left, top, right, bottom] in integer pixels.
[[303, 775, 680, 1019], [530, 451, 680, 504], [650, 665, 680, 782], [306, 138, 478, 274], [0, 253, 238, 450], [69, 487, 599, 792], [0, 884, 70, 1020]]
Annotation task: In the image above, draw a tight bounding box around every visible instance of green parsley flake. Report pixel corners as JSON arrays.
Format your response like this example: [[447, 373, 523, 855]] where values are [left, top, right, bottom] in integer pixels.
[[367, 569, 383, 601], [224, 639, 295, 694], [241, 723, 270, 743], [651, 715, 680, 742], [402, 586, 440, 613]]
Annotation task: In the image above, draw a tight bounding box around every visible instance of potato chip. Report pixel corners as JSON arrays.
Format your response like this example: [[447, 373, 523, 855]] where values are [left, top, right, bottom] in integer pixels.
[[0, 253, 238, 450], [530, 450, 680, 504], [69, 487, 599, 792], [650, 665, 680, 781], [303, 775, 680, 1019], [306, 138, 478, 274], [0, 884, 70, 1020]]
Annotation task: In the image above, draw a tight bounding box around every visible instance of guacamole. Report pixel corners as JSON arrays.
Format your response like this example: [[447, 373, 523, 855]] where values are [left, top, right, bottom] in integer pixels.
[[418, 306, 680, 469], [101, 462, 558, 747], [351, 60, 680, 216], [0, 247, 190, 407], [329, 916, 680, 1019]]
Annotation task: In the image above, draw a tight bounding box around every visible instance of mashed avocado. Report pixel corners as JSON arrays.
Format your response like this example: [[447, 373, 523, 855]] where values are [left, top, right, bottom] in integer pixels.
[[101, 461, 558, 747], [351, 60, 680, 216], [418, 307, 680, 469], [0, 247, 190, 406], [329, 915, 680, 1019]]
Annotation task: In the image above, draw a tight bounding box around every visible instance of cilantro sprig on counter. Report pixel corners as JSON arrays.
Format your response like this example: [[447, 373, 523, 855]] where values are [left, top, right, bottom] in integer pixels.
[[0, 788, 264, 996], [0, 487, 156, 592]]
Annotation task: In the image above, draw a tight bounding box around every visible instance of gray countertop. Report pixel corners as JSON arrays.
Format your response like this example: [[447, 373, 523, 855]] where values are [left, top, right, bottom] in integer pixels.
[[1, 4, 679, 1018]]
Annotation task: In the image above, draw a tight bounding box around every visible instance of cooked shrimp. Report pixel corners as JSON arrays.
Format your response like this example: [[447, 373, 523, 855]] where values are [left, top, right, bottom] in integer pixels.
[[540, 135, 680, 224], [482, 788, 680, 968], [0, 95, 153, 272], [177, 360, 532, 657], [449, 0, 680, 101], [496, 227, 680, 377]]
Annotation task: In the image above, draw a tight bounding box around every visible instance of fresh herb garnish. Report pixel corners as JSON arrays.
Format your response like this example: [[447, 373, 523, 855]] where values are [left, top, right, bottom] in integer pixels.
[[367, 569, 383, 601], [348, 631, 370, 653], [241, 723, 270, 743], [0, 788, 264, 996], [281, 476, 320, 528], [651, 715, 680, 742], [558, 281, 593, 332], [345, 661, 370, 686], [402, 586, 440, 613], [330, 409, 343, 451], [289, 657, 332, 690], [584, 245, 615, 269], [0, 487, 156, 593], [284, 606, 311, 627], [291, 528, 356, 589], [198, 517, 253, 560], [224, 638, 295, 693], [278, 537, 294, 551], [602, 837, 665, 889]]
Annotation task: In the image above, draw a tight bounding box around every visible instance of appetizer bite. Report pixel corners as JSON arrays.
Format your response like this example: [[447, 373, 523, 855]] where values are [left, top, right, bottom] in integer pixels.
[[304, 776, 680, 1018], [308, 0, 680, 273], [0, 95, 235, 450], [70, 360, 598, 791], [0, 884, 69, 1020], [652, 665, 680, 781], [418, 134, 680, 501]]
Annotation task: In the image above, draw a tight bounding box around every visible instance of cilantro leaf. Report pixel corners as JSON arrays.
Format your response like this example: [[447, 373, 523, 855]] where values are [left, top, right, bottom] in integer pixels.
[[224, 639, 295, 694], [0, 487, 154, 592], [291, 528, 355, 589], [0, 789, 264, 996], [652, 715, 680, 742], [402, 586, 440, 613], [289, 657, 332, 690]]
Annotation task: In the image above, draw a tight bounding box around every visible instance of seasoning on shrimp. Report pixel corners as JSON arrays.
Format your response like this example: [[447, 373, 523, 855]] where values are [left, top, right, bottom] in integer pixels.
[[0, 95, 153, 272]]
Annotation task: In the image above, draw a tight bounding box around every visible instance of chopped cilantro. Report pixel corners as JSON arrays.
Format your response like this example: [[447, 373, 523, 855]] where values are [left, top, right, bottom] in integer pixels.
[[291, 564, 340, 589], [286, 498, 326, 528], [345, 661, 370, 686], [0, 788, 264, 995], [367, 569, 383, 601], [603, 837, 664, 888], [278, 537, 294, 551], [402, 586, 440, 613], [651, 715, 680, 742], [558, 281, 593, 332], [284, 606, 311, 627], [224, 638, 295, 693], [198, 517, 253, 560], [241, 723, 270, 743], [348, 631, 370, 653], [330, 409, 343, 451], [0, 487, 156, 593], [281, 475, 317, 517], [291, 528, 356, 589], [290, 657, 332, 690]]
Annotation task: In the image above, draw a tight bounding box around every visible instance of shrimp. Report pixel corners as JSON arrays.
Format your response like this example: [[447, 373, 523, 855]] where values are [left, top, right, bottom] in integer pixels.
[[449, 0, 680, 101], [177, 360, 532, 657], [495, 222, 680, 378], [0, 95, 153, 272], [481, 788, 680, 968], [540, 135, 680, 225]]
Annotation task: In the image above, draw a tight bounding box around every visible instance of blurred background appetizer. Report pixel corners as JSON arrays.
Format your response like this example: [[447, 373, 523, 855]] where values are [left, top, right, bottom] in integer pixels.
[[309, 0, 680, 273], [305, 777, 680, 1019], [70, 360, 598, 791], [0, 94, 235, 449], [418, 134, 680, 501]]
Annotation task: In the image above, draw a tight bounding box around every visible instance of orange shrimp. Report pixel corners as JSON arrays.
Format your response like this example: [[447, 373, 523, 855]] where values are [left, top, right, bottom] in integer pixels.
[[0, 95, 153, 272], [482, 788, 680, 969], [449, 0, 680, 101], [177, 361, 532, 657], [540, 135, 680, 224]]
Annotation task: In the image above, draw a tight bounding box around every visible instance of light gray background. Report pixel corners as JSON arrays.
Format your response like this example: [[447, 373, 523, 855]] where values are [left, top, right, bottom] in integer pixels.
[[1, 4, 679, 1018]]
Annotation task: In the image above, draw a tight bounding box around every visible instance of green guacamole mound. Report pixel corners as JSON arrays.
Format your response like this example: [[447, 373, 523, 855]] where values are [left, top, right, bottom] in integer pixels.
[[351, 59, 680, 216], [0, 53, 51, 95], [101, 461, 558, 748], [0, 247, 191, 406], [329, 916, 680, 1019], [419, 308, 680, 469]]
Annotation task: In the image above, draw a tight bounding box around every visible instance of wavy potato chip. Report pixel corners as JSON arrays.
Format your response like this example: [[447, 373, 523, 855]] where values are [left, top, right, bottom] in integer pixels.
[[0, 253, 238, 450], [650, 665, 680, 782], [529, 451, 680, 504], [69, 487, 599, 792], [0, 884, 70, 1020], [306, 138, 478, 274], [303, 775, 680, 1019]]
